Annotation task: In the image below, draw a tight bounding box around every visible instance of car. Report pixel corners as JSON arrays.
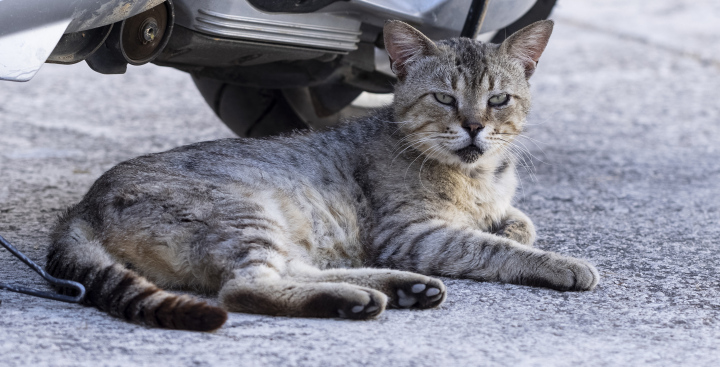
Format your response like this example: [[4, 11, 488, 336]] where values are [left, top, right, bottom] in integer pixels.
[[0, 0, 556, 137]]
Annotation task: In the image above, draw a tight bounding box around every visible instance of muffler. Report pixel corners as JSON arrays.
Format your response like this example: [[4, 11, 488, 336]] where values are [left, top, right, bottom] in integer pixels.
[[87, 0, 174, 74]]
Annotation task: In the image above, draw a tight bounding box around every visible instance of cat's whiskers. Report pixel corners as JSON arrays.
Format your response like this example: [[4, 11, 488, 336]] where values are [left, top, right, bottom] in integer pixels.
[[502, 142, 535, 178], [432, 134, 456, 141], [522, 113, 556, 127], [510, 146, 538, 182], [403, 139, 442, 185], [497, 145, 527, 197], [392, 129, 438, 146], [500, 140, 533, 167], [392, 136, 436, 163], [492, 137, 537, 182], [418, 143, 445, 191], [392, 131, 437, 150], [514, 133, 553, 168], [509, 137, 550, 166], [391, 133, 434, 157], [514, 133, 546, 147], [507, 140, 544, 183], [388, 120, 420, 136], [391, 133, 442, 163]]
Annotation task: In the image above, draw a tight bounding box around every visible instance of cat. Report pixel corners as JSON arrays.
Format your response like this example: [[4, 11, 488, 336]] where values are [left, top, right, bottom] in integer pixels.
[[45, 19, 598, 331]]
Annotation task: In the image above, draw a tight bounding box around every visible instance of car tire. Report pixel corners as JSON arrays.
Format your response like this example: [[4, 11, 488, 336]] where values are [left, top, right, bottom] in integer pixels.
[[192, 76, 308, 138], [192, 76, 364, 138]]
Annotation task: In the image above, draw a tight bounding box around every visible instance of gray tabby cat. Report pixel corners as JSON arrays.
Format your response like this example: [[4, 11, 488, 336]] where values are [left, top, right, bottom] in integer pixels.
[[46, 20, 598, 331]]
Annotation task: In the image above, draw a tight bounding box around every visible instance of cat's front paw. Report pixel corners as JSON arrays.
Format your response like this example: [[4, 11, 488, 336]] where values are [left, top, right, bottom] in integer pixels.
[[571, 259, 600, 291], [541, 255, 599, 291], [389, 277, 446, 309]]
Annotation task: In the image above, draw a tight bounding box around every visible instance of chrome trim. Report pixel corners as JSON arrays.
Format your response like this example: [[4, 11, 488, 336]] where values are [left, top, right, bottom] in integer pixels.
[[173, 0, 362, 53], [195, 9, 361, 52], [326, 0, 474, 40]]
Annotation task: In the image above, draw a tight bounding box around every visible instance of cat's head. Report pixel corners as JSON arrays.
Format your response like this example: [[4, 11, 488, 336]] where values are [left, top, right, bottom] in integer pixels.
[[384, 20, 553, 167]]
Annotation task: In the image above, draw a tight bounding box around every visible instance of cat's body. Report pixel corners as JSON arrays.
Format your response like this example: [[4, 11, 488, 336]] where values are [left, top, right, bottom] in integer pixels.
[[46, 20, 598, 331]]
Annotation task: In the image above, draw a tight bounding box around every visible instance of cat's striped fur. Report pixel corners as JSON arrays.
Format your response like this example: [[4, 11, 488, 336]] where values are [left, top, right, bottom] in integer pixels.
[[46, 20, 598, 331]]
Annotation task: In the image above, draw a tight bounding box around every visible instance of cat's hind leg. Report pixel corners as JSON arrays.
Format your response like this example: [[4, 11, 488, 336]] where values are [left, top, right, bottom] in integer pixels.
[[289, 265, 446, 309], [219, 264, 387, 319]]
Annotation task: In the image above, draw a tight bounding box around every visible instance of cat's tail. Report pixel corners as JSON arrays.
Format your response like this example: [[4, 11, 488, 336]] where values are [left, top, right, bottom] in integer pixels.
[[45, 216, 227, 331]]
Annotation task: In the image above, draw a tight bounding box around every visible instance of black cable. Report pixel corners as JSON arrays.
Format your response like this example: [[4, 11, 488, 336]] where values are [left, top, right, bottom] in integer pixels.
[[0, 234, 85, 303]]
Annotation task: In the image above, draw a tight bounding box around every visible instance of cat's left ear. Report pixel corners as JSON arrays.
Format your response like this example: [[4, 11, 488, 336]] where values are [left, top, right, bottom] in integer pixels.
[[383, 20, 440, 79], [500, 20, 554, 79]]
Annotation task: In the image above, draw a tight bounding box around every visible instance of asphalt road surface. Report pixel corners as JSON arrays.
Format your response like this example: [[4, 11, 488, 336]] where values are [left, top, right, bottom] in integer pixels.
[[1, 1, 719, 366]]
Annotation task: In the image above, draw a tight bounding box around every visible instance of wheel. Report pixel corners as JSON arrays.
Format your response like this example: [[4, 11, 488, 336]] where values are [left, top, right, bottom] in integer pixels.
[[490, 0, 557, 43], [192, 76, 363, 138], [192, 76, 307, 137]]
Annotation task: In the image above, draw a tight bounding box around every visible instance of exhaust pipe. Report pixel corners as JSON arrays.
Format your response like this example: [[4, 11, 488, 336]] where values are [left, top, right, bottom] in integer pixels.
[[87, 0, 174, 74]]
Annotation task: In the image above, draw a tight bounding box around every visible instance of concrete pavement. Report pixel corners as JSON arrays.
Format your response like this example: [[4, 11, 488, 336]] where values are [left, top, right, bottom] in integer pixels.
[[1, 1, 719, 366]]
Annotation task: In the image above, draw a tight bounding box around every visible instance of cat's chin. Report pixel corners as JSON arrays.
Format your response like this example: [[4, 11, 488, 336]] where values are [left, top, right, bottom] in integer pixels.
[[454, 145, 484, 164]]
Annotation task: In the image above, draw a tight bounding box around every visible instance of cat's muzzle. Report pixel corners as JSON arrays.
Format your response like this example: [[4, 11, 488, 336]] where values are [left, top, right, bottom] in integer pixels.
[[455, 144, 484, 163]]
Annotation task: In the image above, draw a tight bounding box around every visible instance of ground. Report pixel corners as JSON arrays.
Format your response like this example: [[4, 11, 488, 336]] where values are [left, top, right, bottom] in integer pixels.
[[1, 1, 719, 366]]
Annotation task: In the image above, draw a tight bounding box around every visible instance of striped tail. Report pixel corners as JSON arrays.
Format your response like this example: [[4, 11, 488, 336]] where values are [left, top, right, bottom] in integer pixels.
[[45, 218, 227, 331]]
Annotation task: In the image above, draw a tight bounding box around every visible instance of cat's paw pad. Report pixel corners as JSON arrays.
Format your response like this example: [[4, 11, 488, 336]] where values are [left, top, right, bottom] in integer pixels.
[[336, 289, 386, 320], [392, 278, 446, 309]]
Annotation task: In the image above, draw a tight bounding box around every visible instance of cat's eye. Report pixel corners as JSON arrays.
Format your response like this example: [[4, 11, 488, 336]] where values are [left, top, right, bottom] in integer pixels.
[[488, 93, 510, 107], [434, 92, 455, 105]]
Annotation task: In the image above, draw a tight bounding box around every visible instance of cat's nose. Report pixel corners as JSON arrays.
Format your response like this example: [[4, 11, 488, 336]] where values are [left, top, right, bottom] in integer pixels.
[[461, 121, 484, 138]]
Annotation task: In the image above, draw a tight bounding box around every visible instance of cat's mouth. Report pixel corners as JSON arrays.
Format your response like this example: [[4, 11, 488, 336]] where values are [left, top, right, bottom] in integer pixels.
[[455, 144, 484, 163]]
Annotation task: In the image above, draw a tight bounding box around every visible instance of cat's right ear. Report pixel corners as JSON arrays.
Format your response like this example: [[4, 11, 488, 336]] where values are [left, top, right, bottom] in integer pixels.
[[500, 20, 554, 79], [383, 20, 439, 79]]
